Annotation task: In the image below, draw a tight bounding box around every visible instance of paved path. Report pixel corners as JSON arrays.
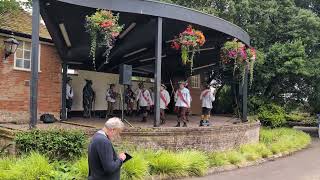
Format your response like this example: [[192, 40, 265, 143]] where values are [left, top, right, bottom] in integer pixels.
[[188, 139, 320, 180]]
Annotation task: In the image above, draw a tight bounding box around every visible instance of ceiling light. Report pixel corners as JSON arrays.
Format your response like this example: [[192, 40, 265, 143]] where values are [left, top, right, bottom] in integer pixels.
[[59, 23, 71, 47]]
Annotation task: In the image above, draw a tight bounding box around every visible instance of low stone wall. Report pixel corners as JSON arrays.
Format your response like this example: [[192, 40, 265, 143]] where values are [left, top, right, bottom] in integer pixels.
[[120, 122, 260, 151], [0, 127, 16, 154]]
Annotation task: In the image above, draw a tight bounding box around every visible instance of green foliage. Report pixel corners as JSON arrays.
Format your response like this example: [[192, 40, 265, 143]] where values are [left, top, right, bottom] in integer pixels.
[[121, 152, 149, 180], [0, 0, 20, 15], [224, 151, 245, 165], [0, 152, 53, 180], [260, 128, 311, 154], [258, 104, 287, 128], [147, 150, 189, 177], [72, 156, 89, 179], [178, 150, 209, 176], [208, 152, 229, 167], [15, 129, 87, 160], [214, 85, 234, 114]]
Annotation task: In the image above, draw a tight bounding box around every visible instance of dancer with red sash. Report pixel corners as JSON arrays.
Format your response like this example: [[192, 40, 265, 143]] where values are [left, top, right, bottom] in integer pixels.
[[200, 83, 215, 126], [174, 81, 191, 127], [136, 83, 153, 122], [160, 84, 170, 125]]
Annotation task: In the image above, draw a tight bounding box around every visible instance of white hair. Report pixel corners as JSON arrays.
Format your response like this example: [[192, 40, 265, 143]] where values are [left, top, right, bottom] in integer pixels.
[[104, 117, 125, 129]]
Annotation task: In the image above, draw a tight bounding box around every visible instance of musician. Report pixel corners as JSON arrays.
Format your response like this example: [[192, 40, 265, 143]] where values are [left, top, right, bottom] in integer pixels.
[[200, 83, 215, 126], [160, 84, 170, 125], [136, 83, 153, 122], [106, 84, 117, 117], [174, 81, 191, 127], [124, 85, 135, 116]]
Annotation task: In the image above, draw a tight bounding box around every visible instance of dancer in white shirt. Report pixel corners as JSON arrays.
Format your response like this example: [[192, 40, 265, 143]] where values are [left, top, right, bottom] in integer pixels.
[[200, 83, 215, 126], [160, 84, 170, 125], [136, 83, 153, 122], [106, 84, 117, 117], [66, 77, 74, 119], [174, 81, 191, 127]]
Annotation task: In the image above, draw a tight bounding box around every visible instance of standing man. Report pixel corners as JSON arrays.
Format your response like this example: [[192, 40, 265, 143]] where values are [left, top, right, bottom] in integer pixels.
[[88, 117, 127, 180], [174, 81, 191, 127], [160, 84, 170, 125], [106, 84, 117, 117], [66, 77, 74, 119], [200, 83, 215, 126], [124, 85, 135, 116], [136, 83, 153, 122], [83, 79, 95, 118]]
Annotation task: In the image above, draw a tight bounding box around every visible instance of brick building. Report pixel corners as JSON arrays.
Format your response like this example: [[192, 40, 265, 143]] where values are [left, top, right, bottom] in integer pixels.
[[0, 10, 62, 123]]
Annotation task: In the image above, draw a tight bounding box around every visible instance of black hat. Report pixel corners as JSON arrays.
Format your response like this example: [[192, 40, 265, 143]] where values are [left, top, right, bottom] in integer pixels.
[[85, 79, 93, 84]]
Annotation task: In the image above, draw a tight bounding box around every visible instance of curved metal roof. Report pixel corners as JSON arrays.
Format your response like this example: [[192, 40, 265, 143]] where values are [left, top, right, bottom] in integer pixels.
[[58, 0, 250, 45]]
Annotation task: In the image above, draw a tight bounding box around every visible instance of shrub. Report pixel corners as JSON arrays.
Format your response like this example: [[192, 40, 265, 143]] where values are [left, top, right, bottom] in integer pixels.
[[147, 150, 189, 177], [121, 152, 149, 180], [178, 150, 209, 177], [15, 129, 87, 160], [208, 152, 229, 167], [258, 104, 286, 128]]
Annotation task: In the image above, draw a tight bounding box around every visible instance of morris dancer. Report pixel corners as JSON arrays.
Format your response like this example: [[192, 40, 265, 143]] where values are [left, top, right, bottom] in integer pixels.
[[174, 81, 191, 127], [66, 77, 74, 119], [136, 83, 153, 122], [124, 85, 135, 116], [106, 84, 117, 117], [200, 83, 215, 126], [160, 84, 170, 125]]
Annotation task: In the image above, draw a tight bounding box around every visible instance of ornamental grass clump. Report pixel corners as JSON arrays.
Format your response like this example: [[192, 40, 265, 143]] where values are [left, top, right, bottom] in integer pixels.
[[225, 150, 245, 165], [147, 150, 189, 178], [178, 150, 209, 177], [121, 152, 149, 180], [239, 144, 262, 161], [72, 156, 89, 179], [208, 152, 229, 167], [0, 152, 53, 180]]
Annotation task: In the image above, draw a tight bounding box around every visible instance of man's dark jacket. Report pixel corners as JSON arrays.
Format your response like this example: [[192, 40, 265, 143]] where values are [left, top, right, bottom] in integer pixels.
[[88, 131, 123, 180]]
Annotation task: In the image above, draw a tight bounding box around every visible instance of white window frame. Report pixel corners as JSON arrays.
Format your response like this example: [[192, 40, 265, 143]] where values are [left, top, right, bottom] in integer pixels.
[[13, 39, 41, 72], [190, 74, 201, 89]]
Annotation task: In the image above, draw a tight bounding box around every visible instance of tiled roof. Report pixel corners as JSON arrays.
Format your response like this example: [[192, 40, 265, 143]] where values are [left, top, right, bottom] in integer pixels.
[[0, 9, 51, 40]]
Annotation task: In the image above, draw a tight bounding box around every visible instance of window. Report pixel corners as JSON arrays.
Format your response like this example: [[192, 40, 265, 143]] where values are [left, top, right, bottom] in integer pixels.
[[190, 75, 201, 88], [14, 40, 40, 71]]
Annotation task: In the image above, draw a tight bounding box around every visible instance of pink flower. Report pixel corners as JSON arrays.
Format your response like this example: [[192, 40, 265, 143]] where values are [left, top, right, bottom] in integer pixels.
[[228, 50, 237, 58], [171, 41, 180, 50], [239, 47, 247, 60], [111, 32, 119, 38]]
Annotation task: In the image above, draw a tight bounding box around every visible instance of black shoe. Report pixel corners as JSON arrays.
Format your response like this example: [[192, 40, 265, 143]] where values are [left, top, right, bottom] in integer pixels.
[[205, 120, 210, 126], [199, 120, 204, 126], [175, 122, 180, 127], [141, 117, 147, 122], [183, 123, 187, 127]]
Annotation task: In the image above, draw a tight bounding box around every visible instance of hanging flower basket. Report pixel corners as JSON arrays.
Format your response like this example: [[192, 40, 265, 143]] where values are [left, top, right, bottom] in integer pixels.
[[171, 25, 206, 74], [220, 39, 256, 85], [85, 10, 124, 69]]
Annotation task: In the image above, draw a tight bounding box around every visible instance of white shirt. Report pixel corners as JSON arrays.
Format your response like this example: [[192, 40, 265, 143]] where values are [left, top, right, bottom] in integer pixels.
[[106, 89, 116, 103], [66, 84, 73, 100], [160, 89, 170, 109], [175, 88, 191, 107], [136, 89, 153, 107], [200, 89, 215, 108]]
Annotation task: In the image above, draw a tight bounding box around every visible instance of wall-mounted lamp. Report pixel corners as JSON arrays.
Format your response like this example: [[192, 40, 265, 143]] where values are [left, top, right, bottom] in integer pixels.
[[3, 35, 19, 62]]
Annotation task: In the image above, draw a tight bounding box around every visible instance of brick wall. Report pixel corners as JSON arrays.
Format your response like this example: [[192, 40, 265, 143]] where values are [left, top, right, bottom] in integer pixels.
[[120, 122, 260, 151], [0, 36, 61, 123]]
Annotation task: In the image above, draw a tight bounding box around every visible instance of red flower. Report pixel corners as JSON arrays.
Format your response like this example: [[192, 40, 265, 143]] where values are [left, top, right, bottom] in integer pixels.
[[100, 20, 113, 28], [171, 41, 180, 50]]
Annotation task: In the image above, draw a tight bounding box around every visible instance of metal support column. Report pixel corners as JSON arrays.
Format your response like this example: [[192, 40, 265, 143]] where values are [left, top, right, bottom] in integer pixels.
[[29, 0, 40, 129], [242, 65, 248, 122], [61, 63, 67, 120], [154, 17, 163, 127]]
